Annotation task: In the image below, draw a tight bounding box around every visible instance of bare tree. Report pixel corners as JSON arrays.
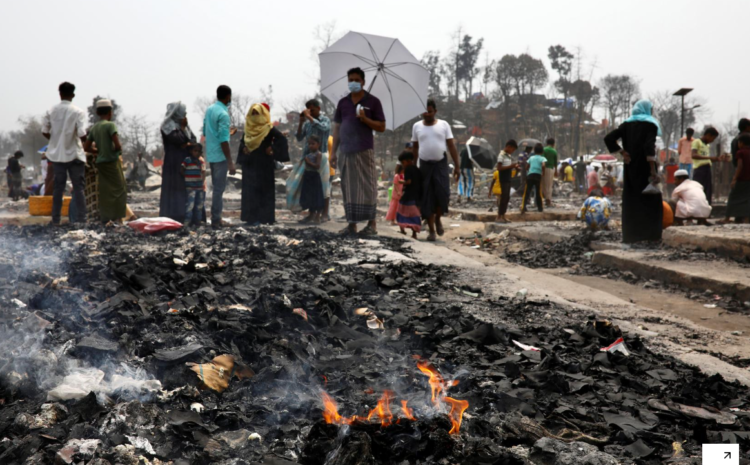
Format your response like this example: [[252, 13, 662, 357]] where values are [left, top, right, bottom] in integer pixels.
[[120, 115, 156, 163], [598, 74, 641, 129], [456, 34, 484, 99], [421, 51, 442, 98]]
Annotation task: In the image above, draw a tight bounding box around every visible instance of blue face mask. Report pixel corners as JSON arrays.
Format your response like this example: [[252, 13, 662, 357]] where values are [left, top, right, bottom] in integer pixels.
[[348, 82, 362, 93]]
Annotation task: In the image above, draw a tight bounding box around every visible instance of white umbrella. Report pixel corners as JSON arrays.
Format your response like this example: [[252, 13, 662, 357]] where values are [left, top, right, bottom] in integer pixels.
[[319, 31, 429, 131]]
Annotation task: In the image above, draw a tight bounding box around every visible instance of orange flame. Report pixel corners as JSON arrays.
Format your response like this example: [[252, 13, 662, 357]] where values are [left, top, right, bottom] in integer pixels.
[[444, 397, 469, 435], [321, 392, 353, 425], [400, 400, 416, 421], [366, 390, 394, 427], [416, 359, 445, 405], [320, 359, 470, 435]]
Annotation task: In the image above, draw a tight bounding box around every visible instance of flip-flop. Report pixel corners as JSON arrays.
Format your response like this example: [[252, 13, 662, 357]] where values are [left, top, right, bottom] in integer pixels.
[[357, 226, 378, 237], [339, 227, 356, 235], [426, 232, 437, 242], [436, 224, 445, 236]]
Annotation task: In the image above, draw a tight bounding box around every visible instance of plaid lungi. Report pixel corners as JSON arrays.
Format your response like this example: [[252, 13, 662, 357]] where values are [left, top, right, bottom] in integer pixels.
[[339, 149, 377, 223]]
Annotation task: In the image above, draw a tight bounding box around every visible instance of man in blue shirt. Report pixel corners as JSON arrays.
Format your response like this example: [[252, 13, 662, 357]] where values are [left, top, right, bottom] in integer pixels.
[[296, 98, 332, 220], [203, 85, 236, 229]]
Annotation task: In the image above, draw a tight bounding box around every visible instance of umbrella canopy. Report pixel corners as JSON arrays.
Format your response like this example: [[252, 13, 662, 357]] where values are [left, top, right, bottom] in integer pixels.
[[319, 31, 429, 131], [594, 154, 617, 161], [466, 136, 496, 170], [517, 138, 541, 151]]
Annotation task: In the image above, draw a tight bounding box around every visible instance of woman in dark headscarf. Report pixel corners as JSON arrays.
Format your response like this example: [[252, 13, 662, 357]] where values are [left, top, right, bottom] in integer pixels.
[[159, 102, 197, 223], [237, 103, 288, 225], [604, 99, 663, 243]]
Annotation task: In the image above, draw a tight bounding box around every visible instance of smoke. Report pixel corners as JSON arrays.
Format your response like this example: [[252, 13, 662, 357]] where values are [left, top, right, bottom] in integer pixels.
[[0, 230, 160, 404]]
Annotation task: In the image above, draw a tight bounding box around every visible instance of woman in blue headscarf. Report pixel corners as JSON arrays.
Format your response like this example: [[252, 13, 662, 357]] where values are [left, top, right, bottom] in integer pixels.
[[604, 99, 663, 243]]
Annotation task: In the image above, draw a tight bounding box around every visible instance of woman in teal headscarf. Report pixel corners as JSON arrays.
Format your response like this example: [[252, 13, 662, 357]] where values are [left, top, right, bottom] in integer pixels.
[[604, 99, 663, 243]]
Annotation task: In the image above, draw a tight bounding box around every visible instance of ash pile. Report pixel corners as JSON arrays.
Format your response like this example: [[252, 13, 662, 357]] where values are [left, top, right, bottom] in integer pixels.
[[0, 226, 749, 465]]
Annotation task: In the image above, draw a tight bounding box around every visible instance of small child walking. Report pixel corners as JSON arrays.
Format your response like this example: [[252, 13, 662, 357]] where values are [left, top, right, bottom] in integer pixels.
[[181, 143, 206, 227], [299, 135, 325, 223], [396, 151, 422, 238], [385, 163, 404, 225]]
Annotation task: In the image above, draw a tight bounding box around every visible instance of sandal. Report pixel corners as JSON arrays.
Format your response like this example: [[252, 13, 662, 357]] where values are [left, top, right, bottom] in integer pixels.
[[339, 227, 356, 236], [298, 217, 312, 224], [436, 223, 445, 236], [357, 226, 378, 237], [426, 232, 437, 242]]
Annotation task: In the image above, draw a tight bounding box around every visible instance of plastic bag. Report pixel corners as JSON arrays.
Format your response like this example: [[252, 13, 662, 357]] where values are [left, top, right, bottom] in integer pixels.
[[642, 183, 661, 195], [128, 217, 183, 233], [285, 161, 306, 213]]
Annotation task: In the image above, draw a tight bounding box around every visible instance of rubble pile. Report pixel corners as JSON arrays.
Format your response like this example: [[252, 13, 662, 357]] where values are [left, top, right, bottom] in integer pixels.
[[0, 225, 749, 464]]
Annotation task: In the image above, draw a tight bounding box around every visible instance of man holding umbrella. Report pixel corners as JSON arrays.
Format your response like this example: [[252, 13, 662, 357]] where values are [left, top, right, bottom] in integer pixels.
[[331, 67, 386, 236], [412, 99, 460, 241]]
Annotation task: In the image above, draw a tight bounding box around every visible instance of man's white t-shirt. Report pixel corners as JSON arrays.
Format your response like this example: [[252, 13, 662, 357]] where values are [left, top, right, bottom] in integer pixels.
[[411, 119, 453, 161]]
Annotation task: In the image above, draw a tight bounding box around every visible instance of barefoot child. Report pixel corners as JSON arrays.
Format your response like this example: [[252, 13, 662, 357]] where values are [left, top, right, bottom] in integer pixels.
[[299, 135, 325, 223], [385, 163, 404, 225], [396, 151, 422, 238]]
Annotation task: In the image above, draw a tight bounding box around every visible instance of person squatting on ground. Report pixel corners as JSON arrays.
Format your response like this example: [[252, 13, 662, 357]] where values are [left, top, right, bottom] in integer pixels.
[[520, 143, 546, 213], [84, 99, 127, 224], [385, 163, 404, 225], [396, 151, 422, 239], [181, 143, 206, 227], [577, 188, 612, 231], [671, 169, 712, 226], [495, 139, 518, 223], [299, 135, 326, 224]]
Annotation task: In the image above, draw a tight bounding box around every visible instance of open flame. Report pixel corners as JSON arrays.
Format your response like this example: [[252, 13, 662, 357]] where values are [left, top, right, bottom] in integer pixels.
[[444, 397, 470, 434], [366, 390, 394, 427], [400, 400, 416, 421], [320, 359, 469, 435]]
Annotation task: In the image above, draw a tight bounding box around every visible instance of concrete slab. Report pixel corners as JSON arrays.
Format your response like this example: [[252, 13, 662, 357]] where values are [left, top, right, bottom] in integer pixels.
[[663, 225, 750, 260], [455, 208, 577, 223], [592, 249, 750, 301]]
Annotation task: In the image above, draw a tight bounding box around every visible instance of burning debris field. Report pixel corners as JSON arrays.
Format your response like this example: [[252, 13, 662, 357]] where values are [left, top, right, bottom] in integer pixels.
[[1, 225, 749, 464]]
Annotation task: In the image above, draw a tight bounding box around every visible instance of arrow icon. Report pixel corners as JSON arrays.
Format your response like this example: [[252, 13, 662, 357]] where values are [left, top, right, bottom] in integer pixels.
[[725, 452, 732, 459]]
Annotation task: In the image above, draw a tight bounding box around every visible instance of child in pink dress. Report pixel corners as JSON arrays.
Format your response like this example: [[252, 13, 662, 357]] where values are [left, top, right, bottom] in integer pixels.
[[385, 163, 404, 224]]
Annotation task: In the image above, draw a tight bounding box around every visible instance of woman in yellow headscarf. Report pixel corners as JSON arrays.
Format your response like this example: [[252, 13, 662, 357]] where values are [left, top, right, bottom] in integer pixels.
[[237, 103, 288, 225]]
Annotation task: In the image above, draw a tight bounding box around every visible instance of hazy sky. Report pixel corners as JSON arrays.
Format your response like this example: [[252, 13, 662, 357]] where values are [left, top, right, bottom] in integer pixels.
[[1, 0, 747, 135]]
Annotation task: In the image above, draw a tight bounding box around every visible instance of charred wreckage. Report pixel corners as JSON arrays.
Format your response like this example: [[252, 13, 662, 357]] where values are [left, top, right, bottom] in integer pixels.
[[0, 224, 748, 465]]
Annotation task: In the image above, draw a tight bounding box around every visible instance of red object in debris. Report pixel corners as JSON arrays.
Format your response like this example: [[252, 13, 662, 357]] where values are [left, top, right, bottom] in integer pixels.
[[600, 337, 630, 356], [128, 217, 183, 233], [152, 159, 164, 168]]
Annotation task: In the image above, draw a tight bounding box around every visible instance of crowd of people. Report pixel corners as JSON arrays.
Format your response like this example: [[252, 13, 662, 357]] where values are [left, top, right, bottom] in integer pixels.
[[3, 76, 750, 242]]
